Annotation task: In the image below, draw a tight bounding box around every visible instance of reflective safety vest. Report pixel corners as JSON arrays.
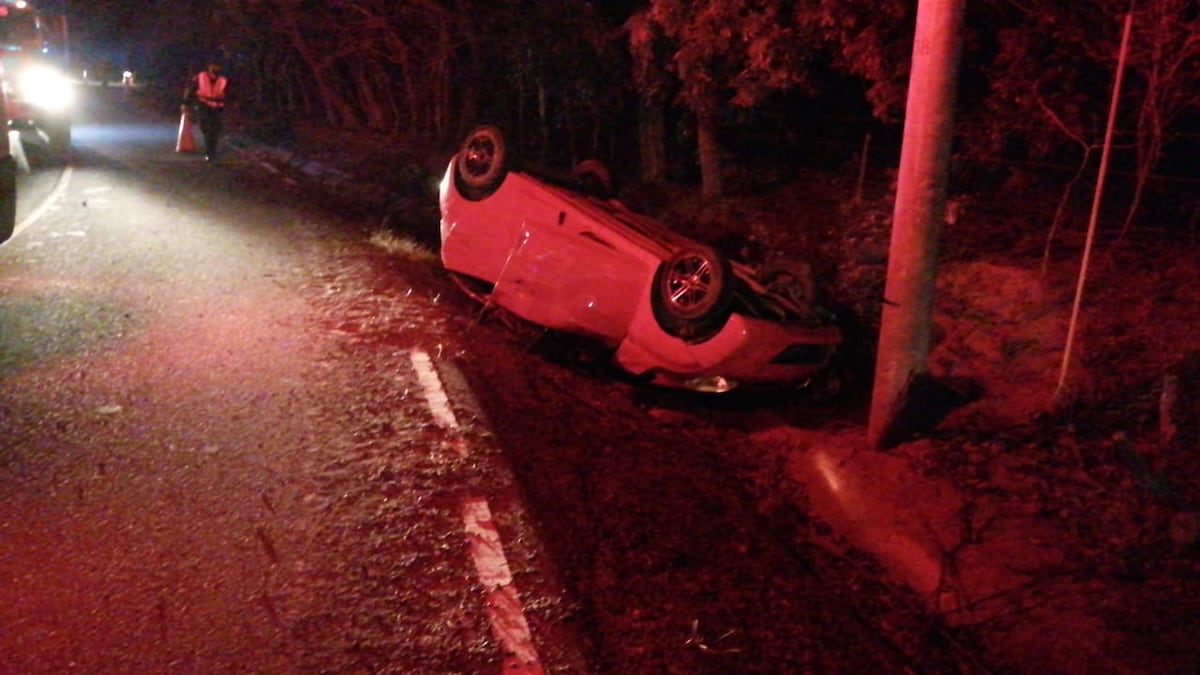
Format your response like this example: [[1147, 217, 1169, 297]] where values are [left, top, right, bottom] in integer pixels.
[[196, 72, 227, 109]]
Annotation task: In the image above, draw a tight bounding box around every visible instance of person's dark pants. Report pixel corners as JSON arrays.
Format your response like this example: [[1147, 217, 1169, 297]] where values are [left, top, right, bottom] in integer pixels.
[[195, 105, 224, 158]]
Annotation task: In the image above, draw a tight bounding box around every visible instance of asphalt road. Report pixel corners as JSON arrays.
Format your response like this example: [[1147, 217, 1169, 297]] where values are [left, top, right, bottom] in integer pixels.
[[0, 86, 590, 673], [1, 86, 965, 674]]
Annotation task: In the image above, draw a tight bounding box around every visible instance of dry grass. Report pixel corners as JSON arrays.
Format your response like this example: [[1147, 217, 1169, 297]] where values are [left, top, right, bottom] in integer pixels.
[[368, 229, 438, 262]]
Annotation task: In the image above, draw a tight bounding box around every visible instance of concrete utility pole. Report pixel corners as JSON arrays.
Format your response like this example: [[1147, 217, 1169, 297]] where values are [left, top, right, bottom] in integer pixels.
[[867, 0, 966, 449]]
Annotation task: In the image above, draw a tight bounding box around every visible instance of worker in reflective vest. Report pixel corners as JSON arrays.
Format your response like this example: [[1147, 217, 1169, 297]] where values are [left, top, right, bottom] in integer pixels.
[[185, 59, 228, 161]]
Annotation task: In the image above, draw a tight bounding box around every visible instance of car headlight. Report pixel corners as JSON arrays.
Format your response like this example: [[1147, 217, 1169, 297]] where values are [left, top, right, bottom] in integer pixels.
[[18, 65, 74, 112], [683, 375, 738, 393]]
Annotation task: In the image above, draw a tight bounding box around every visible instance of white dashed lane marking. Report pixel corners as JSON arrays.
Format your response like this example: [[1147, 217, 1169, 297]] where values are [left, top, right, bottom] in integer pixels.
[[462, 498, 544, 674], [408, 349, 545, 674], [13, 165, 74, 241], [410, 348, 461, 431]]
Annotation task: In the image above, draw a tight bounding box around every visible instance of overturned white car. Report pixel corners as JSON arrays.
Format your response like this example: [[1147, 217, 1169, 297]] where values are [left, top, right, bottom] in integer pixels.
[[438, 126, 841, 393]]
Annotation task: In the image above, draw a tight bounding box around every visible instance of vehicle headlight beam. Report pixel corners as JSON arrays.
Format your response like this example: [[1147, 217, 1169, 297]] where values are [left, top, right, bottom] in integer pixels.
[[18, 65, 74, 112]]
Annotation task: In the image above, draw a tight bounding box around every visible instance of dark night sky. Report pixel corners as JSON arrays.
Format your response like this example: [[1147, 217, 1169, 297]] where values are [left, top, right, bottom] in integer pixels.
[[49, 0, 146, 64], [61, 0, 141, 30]]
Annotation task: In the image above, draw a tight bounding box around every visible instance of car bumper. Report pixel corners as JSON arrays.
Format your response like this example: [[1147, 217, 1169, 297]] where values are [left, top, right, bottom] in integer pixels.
[[614, 312, 841, 392]]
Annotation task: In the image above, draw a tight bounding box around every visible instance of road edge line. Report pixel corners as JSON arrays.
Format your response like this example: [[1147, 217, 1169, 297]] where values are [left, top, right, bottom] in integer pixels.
[[14, 165, 73, 240]]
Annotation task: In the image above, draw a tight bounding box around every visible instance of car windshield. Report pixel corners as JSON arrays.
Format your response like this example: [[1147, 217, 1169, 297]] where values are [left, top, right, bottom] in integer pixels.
[[0, 7, 41, 50]]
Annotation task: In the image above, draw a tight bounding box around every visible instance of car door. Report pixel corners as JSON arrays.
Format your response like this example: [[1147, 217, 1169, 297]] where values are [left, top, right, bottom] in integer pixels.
[[491, 213, 648, 343]]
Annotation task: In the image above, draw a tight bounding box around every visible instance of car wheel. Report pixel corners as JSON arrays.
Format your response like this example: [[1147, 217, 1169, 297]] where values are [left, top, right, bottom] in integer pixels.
[[455, 125, 507, 200], [572, 159, 613, 199], [760, 260, 816, 307], [0, 154, 15, 244], [651, 245, 733, 341]]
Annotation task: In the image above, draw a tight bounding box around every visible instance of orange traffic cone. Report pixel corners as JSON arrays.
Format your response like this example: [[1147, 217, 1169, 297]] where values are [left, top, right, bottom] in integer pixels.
[[176, 107, 196, 153]]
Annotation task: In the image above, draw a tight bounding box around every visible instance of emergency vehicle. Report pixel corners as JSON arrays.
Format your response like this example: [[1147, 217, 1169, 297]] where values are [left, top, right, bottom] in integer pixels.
[[0, 65, 15, 244], [0, 0, 72, 158]]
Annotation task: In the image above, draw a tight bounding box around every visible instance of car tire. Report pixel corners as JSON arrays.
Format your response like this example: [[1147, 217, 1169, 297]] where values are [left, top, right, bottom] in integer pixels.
[[760, 260, 816, 307], [651, 245, 733, 341], [455, 125, 507, 200], [572, 159, 613, 199], [0, 154, 15, 244]]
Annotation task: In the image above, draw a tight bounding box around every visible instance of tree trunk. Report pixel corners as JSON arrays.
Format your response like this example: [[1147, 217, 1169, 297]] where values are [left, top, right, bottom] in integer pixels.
[[638, 101, 666, 184], [348, 58, 385, 129], [868, 0, 966, 449], [1120, 90, 1163, 240], [285, 19, 356, 127], [1041, 146, 1094, 276], [538, 80, 549, 164], [696, 107, 722, 199], [432, 25, 455, 136]]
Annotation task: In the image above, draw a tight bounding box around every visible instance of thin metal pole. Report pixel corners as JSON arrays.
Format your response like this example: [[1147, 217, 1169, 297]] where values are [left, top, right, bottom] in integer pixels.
[[1055, 11, 1134, 400]]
